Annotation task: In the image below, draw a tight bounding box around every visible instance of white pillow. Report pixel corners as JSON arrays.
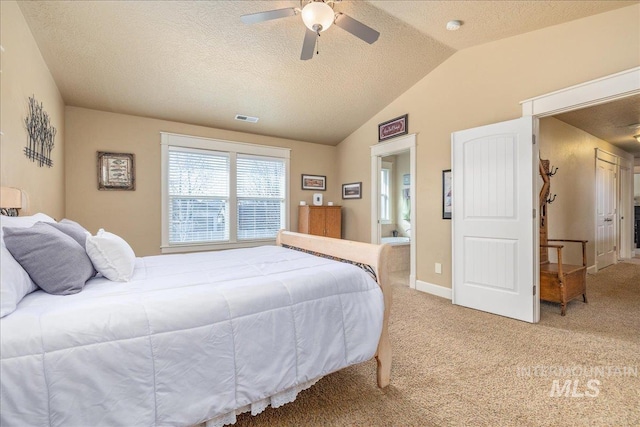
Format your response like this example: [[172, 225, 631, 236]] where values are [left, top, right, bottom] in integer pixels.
[[85, 229, 136, 282], [0, 246, 38, 317], [0, 213, 56, 317]]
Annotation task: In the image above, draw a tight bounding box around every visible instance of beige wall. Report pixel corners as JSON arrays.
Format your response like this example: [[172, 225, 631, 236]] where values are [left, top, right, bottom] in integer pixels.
[[0, 1, 65, 218], [337, 5, 640, 289], [539, 117, 633, 267], [65, 107, 339, 256]]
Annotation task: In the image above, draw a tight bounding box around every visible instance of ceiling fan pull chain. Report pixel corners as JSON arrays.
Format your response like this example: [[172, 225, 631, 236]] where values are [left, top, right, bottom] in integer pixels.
[[316, 30, 320, 55]]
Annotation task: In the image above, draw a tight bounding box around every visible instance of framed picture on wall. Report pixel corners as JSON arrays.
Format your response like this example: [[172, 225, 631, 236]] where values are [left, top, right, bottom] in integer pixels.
[[442, 169, 452, 219], [342, 182, 362, 199], [301, 174, 326, 191], [98, 152, 135, 190], [378, 114, 408, 142]]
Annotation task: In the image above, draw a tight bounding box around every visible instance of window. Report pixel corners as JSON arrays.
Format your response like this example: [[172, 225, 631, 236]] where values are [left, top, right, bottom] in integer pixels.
[[168, 148, 230, 244], [380, 162, 392, 224], [236, 155, 286, 240], [161, 133, 290, 253]]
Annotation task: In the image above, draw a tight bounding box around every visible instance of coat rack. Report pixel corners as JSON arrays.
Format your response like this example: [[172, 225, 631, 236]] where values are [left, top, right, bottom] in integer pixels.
[[540, 159, 557, 207], [538, 156, 588, 316]]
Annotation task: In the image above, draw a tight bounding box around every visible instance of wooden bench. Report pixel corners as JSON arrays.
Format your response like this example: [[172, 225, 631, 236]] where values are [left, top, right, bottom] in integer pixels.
[[540, 239, 588, 316]]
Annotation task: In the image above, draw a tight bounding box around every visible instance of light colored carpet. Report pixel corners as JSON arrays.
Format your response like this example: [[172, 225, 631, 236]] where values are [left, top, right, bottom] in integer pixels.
[[224, 263, 640, 426], [625, 255, 640, 265]]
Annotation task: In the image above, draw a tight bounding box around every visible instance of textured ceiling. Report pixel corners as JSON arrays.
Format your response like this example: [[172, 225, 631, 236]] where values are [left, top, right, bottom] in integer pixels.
[[555, 95, 640, 157], [17, 0, 637, 146]]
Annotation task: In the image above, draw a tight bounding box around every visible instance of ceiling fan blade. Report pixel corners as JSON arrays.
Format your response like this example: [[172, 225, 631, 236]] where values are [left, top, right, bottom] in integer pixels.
[[301, 28, 317, 60], [334, 13, 380, 44], [240, 7, 297, 25]]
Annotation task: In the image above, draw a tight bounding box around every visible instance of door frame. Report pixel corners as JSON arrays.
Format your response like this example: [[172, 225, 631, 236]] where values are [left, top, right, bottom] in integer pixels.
[[370, 133, 417, 288], [521, 66, 640, 273], [618, 156, 633, 260]]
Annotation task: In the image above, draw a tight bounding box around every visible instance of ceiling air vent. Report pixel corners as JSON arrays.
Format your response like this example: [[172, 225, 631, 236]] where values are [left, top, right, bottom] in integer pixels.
[[235, 114, 259, 124]]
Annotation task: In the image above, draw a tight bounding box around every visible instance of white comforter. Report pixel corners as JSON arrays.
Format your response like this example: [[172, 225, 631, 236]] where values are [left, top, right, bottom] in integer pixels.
[[0, 245, 384, 427]]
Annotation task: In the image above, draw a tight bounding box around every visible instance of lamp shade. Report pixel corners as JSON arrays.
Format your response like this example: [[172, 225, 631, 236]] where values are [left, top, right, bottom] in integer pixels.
[[0, 187, 22, 209], [301, 1, 334, 33]]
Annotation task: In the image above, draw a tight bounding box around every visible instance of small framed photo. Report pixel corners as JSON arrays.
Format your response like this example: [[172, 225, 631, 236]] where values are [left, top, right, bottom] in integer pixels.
[[301, 174, 326, 191], [378, 114, 408, 142], [442, 169, 452, 219], [342, 182, 362, 199], [98, 152, 135, 191]]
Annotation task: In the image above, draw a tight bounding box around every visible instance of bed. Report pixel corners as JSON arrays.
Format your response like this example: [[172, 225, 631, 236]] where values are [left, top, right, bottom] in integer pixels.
[[0, 187, 391, 427]]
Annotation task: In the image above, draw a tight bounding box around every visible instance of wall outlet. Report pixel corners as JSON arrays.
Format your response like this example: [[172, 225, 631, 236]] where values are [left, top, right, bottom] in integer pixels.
[[435, 263, 442, 274]]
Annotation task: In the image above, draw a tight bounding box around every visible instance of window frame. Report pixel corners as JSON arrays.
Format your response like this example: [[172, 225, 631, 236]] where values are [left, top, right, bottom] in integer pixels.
[[161, 132, 290, 253], [380, 161, 393, 225]]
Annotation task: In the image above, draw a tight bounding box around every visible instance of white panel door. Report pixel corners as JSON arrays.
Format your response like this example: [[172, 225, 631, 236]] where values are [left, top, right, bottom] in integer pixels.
[[452, 117, 537, 323], [596, 158, 617, 269]]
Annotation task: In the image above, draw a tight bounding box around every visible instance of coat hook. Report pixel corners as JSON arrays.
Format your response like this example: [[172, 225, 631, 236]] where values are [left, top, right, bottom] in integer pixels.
[[546, 166, 558, 177], [546, 194, 557, 204]]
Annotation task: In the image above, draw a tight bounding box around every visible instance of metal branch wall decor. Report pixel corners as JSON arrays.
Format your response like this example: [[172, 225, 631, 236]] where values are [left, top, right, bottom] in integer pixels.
[[24, 95, 56, 167]]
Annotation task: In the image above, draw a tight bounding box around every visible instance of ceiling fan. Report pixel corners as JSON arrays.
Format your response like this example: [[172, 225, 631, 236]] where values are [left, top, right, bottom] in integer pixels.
[[241, 0, 380, 60]]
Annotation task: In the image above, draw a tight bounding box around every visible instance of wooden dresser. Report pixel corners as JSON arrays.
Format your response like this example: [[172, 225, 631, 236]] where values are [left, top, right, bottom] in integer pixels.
[[298, 205, 342, 239]]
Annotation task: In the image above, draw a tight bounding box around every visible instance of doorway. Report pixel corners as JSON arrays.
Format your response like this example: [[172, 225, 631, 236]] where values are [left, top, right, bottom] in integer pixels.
[[452, 66, 640, 323], [370, 134, 416, 289]]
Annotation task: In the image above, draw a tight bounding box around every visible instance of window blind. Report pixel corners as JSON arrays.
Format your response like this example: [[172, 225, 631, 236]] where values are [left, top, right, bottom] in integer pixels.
[[237, 155, 285, 240], [168, 148, 230, 244]]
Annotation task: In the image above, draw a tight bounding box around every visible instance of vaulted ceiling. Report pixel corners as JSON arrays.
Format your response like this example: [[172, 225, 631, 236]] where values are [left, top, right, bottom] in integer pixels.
[[18, 1, 636, 146]]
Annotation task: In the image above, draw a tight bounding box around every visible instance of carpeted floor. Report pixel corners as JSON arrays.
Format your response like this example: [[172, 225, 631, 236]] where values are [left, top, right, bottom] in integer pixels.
[[625, 253, 640, 265], [224, 262, 640, 427]]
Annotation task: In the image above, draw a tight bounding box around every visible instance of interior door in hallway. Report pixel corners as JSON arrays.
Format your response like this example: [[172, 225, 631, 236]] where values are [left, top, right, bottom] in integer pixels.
[[596, 152, 618, 270]]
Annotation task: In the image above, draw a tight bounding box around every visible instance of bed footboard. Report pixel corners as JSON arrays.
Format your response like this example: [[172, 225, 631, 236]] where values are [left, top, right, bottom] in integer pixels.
[[276, 230, 392, 388]]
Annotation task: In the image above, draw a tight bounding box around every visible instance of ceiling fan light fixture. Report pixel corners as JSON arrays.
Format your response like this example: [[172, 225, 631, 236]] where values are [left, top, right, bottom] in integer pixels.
[[302, 1, 335, 33], [634, 134, 640, 143]]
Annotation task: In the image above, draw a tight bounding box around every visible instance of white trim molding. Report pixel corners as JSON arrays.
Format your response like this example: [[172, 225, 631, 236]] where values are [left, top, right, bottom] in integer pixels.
[[415, 280, 452, 300], [370, 133, 417, 290], [521, 67, 640, 117]]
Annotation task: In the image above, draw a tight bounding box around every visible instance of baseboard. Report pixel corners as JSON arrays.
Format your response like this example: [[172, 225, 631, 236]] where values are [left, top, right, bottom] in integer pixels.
[[415, 280, 452, 300], [587, 265, 597, 275]]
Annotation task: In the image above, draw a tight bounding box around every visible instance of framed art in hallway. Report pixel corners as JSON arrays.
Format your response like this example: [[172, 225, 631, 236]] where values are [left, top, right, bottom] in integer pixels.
[[342, 182, 362, 199], [442, 169, 452, 219], [97, 152, 135, 190]]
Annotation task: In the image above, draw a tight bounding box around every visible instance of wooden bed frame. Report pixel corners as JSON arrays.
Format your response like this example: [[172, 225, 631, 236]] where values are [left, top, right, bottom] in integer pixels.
[[277, 230, 392, 388], [0, 187, 392, 388]]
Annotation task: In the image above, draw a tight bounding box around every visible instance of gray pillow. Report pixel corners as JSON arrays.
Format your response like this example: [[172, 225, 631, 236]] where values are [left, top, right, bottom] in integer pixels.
[[3, 223, 94, 295], [41, 219, 90, 248]]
